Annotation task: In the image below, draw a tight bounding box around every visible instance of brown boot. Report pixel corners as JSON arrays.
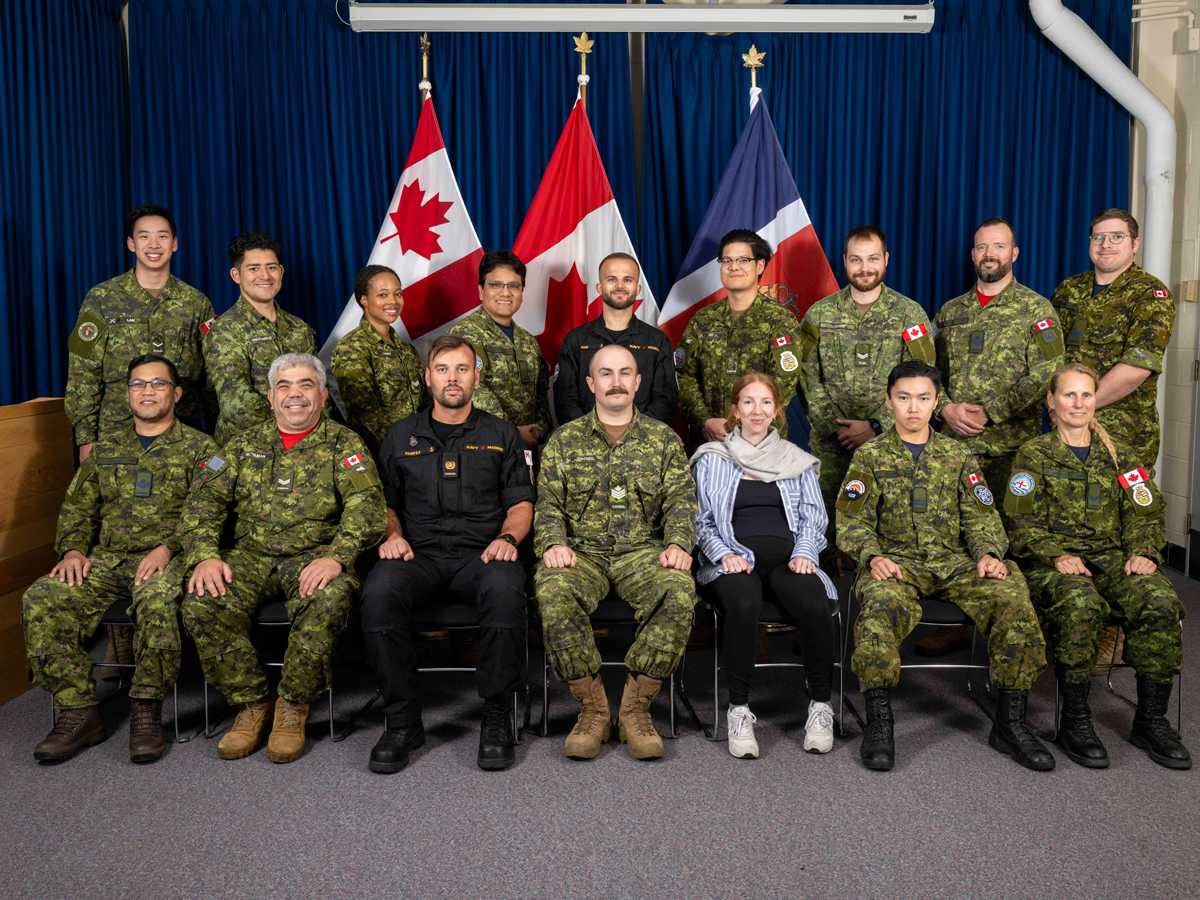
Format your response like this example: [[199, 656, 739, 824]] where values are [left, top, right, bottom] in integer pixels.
[[217, 697, 274, 760], [128, 698, 165, 763], [564, 675, 612, 759], [99, 625, 135, 680], [265, 698, 309, 764], [1092, 625, 1125, 677], [617, 673, 664, 760], [915, 624, 972, 657], [34, 705, 106, 761]]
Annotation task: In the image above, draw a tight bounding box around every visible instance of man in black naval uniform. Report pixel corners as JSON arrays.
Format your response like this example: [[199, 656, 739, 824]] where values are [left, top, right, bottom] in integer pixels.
[[360, 333, 535, 773], [554, 253, 678, 426]]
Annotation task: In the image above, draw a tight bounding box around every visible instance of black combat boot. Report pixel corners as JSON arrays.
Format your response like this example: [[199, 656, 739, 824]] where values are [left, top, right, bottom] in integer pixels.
[[860, 688, 895, 771], [478, 696, 516, 771], [1057, 680, 1109, 768], [368, 719, 426, 774], [989, 689, 1055, 770], [1130, 677, 1191, 770]]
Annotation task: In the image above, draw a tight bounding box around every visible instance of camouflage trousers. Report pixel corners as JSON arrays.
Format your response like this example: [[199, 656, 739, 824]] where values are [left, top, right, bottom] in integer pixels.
[[812, 435, 851, 556], [1025, 563, 1184, 684], [852, 560, 1045, 690], [181, 548, 359, 705], [22, 550, 186, 707], [534, 546, 697, 682]]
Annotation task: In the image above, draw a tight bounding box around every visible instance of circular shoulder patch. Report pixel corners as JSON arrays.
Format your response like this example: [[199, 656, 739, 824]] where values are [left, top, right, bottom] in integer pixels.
[[844, 479, 866, 501], [552, 362, 560, 383], [1132, 483, 1153, 507], [1009, 472, 1035, 496], [474, 354, 484, 371], [78, 321, 98, 342], [779, 349, 799, 373], [673, 347, 686, 368], [974, 484, 994, 506]]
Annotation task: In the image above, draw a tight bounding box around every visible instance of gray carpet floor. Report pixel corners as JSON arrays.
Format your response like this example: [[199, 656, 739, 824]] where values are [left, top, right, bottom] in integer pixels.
[[1, 569, 1198, 900]]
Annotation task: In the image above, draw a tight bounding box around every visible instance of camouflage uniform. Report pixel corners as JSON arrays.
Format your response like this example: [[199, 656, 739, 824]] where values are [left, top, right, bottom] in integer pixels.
[[449, 307, 551, 435], [66, 269, 217, 445], [534, 408, 698, 681], [179, 417, 386, 705], [203, 296, 317, 445], [675, 293, 801, 449], [934, 280, 1064, 511], [330, 316, 429, 456], [836, 428, 1046, 690], [1050, 265, 1175, 463], [22, 420, 217, 707], [799, 284, 933, 549], [1005, 432, 1183, 684]]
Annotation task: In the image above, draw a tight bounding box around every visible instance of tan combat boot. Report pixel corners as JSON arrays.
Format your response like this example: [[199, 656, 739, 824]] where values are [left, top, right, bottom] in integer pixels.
[[1092, 625, 1125, 676], [617, 673, 664, 760], [99, 625, 136, 680], [564, 675, 612, 759], [217, 696, 274, 760], [266, 698, 309, 764]]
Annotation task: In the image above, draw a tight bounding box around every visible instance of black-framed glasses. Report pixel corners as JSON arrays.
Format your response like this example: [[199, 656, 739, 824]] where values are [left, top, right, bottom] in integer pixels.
[[485, 281, 524, 292], [718, 256, 756, 268], [1089, 232, 1129, 245], [127, 379, 177, 391]]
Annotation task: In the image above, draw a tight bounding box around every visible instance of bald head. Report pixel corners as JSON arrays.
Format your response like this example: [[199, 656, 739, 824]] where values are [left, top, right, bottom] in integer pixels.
[[587, 343, 640, 415], [588, 343, 637, 378]]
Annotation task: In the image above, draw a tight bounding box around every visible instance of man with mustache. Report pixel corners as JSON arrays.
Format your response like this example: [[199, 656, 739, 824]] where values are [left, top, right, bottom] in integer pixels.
[[535, 344, 698, 761], [798, 226, 932, 570], [359, 334, 535, 773], [554, 253, 678, 426], [180, 353, 386, 763], [921, 218, 1064, 657]]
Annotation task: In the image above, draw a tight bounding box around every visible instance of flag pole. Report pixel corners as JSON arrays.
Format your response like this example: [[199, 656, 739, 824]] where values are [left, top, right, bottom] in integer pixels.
[[574, 31, 593, 111], [742, 43, 764, 90], [420, 32, 431, 99]]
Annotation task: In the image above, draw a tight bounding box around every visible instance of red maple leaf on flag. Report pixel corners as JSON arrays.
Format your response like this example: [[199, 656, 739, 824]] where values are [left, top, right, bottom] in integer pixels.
[[536, 265, 589, 364], [381, 179, 453, 260]]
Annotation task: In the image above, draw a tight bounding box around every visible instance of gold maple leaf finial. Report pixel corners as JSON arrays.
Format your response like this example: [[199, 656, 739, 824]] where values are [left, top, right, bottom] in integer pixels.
[[574, 31, 594, 55], [420, 33, 430, 56], [742, 44, 765, 70]]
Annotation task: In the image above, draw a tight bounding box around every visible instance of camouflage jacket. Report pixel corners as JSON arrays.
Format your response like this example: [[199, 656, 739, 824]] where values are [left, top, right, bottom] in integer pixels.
[[836, 427, 1007, 574], [330, 316, 429, 456], [1005, 431, 1164, 570], [179, 416, 386, 569], [534, 408, 697, 558], [933, 280, 1064, 457], [676, 293, 801, 445], [57, 419, 217, 558], [203, 296, 317, 446], [66, 269, 217, 444], [799, 284, 932, 439], [1050, 264, 1175, 462], [448, 307, 551, 435]]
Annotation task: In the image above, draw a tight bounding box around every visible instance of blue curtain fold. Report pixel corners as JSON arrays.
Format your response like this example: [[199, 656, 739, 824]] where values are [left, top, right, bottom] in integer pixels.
[[127, 0, 637, 344], [0, 0, 128, 405], [641, 0, 1132, 311]]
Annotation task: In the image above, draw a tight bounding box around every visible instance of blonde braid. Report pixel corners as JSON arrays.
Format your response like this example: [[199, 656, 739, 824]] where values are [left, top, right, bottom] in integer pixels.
[[1089, 419, 1120, 470]]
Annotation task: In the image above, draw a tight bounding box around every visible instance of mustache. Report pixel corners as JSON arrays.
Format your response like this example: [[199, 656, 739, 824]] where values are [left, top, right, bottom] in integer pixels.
[[605, 387, 629, 395]]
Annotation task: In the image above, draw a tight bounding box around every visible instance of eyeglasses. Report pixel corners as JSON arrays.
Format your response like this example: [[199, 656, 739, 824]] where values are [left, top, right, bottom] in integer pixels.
[[718, 256, 756, 268], [485, 281, 524, 292], [127, 379, 177, 391], [1089, 232, 1129, 245]]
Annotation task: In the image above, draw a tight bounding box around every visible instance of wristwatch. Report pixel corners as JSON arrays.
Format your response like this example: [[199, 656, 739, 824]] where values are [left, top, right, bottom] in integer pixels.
[[868, 418, 883, 435], [498, 533, 518, 547]]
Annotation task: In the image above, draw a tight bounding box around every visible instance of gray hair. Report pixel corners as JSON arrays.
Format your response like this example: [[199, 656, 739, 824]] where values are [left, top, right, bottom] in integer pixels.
[[268, 353, 327, 391]]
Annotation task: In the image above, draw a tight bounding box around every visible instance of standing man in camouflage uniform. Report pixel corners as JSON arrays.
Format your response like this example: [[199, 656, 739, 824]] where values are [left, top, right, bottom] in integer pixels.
[[23, 354, 217, 763], [181, 353, 386, 764], [204, 231, 318, 445], [676, 229, 802, 450], [535, 344, 698, 761], [449, 250, 551, 451], [331, 264, 429, 456], [838, 361, 1052, 772], [799, 225, 932, 565], [67, 204, 216, 462], [921, 217, 1063, 656]]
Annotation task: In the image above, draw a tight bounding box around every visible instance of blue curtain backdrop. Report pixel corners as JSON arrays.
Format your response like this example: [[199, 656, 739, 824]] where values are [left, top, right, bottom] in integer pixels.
[[0, 0, 128, 406], [126, 0, 637, 344], [641, 0, 1132, 312]]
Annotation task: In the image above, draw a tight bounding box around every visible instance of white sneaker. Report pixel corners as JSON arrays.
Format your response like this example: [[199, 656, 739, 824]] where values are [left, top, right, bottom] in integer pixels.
[[726, 705, 759, 759], [803, 700, 835, 754]]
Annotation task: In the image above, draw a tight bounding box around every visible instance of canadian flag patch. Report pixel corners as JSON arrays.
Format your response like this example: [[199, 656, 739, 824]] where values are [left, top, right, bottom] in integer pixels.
[[773, 335, 792, 347], [902, 323, 929, 342], [1033, 319, 1054, 332], [967, 471, 982, 485], [1154, 290, 1168, 298], [343, 454, 364, 467], [1118, 467, 1148, 488], [200, 315, 219, 334]]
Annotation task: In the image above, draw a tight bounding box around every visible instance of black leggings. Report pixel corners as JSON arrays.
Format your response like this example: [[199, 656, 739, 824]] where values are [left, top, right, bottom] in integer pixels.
[[700, 535, 836, 705]]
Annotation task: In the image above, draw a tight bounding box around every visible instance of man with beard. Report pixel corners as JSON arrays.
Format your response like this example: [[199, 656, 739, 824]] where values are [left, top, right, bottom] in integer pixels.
[[921, 217, 1063, 656], [23, 354, 217, 763], [798, 226, 932, 567], [359, 334, 535, 773], [181, 353, 386, 763], [554, 253, 678, 426]]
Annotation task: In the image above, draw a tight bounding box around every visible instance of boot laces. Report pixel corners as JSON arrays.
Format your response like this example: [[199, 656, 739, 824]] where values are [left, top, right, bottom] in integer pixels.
[[130, 701, 160, 736], [233, 703, 264, 730], [277, 703, 304, 730], [1142, 712, 1180, 743], [482, 701, 510, 740], [865, 696, 892, 742], [50, 708, 90, 736]]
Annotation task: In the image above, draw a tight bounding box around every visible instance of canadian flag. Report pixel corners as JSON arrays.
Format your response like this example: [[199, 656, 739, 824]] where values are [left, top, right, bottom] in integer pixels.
[[343, 453, 364, 467], [319, 95, 484, 396], [1118, 467, 1148, 488], [1034, 319, 1054, 332], [903, 323, 929, 342], [967, 471, 981, 485], [511, 96, 656, 366]]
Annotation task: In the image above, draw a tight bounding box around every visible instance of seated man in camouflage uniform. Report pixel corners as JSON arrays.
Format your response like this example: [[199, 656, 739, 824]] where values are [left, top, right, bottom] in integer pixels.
[[837, 361, 1053, 772], [181, 353, 386, 764], [23, 354, 217, 763], [535, 344, 698, 761]]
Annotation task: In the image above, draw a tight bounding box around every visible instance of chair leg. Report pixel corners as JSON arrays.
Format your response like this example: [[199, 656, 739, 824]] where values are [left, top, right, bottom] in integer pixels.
[[668, 673, 677, 739], [712, 608, 720, 741], [328, 675, 335, 741], [540, 648, 550, 738]]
